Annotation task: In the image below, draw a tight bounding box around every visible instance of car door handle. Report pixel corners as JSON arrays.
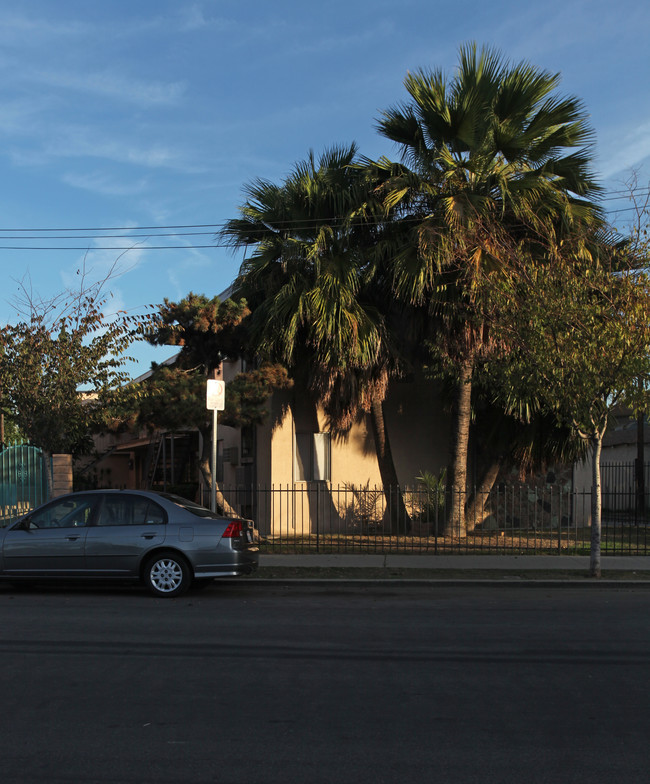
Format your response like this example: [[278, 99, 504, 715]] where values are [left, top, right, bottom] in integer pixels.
[[141, 534, 156, 539], [66, 536, 80, 541]]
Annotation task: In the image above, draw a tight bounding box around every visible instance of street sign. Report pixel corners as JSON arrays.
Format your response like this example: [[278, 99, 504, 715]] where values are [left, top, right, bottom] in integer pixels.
[[206, 379, 225, 411]]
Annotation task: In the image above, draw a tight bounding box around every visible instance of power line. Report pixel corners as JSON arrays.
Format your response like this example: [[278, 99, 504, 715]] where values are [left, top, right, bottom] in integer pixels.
[[0, 185, 644, 251], [0, 244, 222, 251], [0, 187, 645, 232]]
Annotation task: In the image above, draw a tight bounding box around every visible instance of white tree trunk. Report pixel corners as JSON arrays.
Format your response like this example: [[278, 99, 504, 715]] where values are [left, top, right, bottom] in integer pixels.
[[589, 430, 604, 578]]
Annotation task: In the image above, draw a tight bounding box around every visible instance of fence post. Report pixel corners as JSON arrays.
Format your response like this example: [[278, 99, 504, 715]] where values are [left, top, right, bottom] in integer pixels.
[[316, 482, 320, 553]]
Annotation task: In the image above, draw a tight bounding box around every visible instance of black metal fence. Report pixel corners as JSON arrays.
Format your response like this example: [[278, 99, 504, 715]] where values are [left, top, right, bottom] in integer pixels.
[[601, 462, 650, 512], [209, 482, 650, 556]]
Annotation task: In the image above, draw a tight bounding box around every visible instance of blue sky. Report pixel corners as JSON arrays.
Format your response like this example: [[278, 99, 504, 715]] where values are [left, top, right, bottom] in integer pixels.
[[0, 0, 648, 374]]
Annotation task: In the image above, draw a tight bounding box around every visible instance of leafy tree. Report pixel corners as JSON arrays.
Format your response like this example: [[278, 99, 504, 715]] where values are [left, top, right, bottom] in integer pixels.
[[0, 277, 134, 456], [222, 145, 412, 531], [374, 43, 601, 535], [130, 293, 291, 509], [488, 239, 650, 576]]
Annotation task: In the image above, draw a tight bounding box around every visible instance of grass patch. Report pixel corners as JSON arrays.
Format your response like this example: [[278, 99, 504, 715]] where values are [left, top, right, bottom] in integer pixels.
[[257, 528, 650, 556]]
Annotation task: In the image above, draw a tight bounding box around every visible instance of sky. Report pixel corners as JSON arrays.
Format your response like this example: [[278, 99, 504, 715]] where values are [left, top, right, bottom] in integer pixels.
[[0, 0, 648, 375]]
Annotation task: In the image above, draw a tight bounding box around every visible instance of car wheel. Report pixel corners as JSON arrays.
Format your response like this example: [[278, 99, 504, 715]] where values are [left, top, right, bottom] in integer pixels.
[[144, 552, 191, 598]]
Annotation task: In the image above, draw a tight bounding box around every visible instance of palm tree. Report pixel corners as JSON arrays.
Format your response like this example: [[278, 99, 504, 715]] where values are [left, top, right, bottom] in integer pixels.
[[221, 144, 411, 531], [374, 43, 601, 535]]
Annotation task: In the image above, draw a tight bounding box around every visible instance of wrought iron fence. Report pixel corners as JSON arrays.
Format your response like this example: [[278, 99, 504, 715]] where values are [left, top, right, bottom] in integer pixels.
[[206, 482, 650, 556], [601, 462, 650, 512], [0, 442, 50, 526]]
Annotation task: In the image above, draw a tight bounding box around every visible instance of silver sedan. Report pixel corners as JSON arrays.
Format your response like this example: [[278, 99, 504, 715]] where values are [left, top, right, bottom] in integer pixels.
[[0, 489, 259, 597]]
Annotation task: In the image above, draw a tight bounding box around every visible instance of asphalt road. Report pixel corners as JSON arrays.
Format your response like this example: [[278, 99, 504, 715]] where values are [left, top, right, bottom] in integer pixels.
[[1, 581, 649, 784]]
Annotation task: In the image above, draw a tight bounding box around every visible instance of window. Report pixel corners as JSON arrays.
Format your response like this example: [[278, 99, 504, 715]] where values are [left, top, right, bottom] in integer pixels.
[[97, 495, 166, 526], [241, 425, 255, 461], [294, 432, 331, 481], [28, 495, 96, 529], [216, 439, 224, 483]]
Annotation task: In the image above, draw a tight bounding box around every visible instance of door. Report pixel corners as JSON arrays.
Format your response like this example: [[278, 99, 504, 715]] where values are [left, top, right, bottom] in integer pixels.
[[2, 494, 95, 574], [84, 494, 167, 575]]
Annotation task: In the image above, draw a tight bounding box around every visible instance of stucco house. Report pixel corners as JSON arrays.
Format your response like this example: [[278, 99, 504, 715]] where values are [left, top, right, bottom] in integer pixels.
[[77, 357, 452, 537], [572, 414, 650, 520]]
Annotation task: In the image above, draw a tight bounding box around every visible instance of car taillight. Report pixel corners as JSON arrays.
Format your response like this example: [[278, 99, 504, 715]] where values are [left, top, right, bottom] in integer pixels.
[[222, 520, 243, 538]]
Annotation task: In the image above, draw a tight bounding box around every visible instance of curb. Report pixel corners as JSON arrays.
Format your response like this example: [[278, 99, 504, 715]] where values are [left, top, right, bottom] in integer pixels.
[[259, 553, 650, 571], [229, 578, 650, 588]]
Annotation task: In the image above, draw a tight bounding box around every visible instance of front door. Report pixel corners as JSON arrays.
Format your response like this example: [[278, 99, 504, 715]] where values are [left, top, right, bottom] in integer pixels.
[[2, 494, 96, 574]]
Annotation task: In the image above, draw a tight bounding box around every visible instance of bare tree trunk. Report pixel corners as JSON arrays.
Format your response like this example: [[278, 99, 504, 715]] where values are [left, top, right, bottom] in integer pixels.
[[198, 426, 237, 517], [445, 355, 473, 537], [589, 429, 605, 579], [369, 393, 410, 534], [465, 457, 501, 532]]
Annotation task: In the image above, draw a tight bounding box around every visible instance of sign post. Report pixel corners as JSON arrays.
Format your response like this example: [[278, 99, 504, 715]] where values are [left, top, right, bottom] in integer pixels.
[[206, 379, 225, 512]]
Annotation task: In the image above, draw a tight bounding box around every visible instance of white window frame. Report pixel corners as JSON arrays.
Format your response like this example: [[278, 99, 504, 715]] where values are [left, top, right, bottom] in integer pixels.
[[294, 432, 331, 482]]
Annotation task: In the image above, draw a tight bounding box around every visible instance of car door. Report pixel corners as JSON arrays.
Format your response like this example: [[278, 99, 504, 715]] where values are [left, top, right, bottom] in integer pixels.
[[84, 493, 167, 576], [2, 494, 96, 575]]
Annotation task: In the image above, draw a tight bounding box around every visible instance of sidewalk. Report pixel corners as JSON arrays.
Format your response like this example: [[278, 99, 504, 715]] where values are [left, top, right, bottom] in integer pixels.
[[260, 553, 650, 570]]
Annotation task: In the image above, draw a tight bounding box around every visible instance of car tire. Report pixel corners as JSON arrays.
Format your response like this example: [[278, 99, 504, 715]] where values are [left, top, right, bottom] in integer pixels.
[[144, 552, 191, 598]]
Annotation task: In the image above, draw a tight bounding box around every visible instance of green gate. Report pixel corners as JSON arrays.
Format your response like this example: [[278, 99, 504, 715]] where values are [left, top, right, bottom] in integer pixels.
[[0, 444, 49, 526]]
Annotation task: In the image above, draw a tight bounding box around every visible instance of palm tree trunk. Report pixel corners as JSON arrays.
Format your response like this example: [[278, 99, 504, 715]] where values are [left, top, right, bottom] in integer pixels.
[[369, 392, 410, 534], [465, 457, 501, 532], [445, 355, 473, 537]]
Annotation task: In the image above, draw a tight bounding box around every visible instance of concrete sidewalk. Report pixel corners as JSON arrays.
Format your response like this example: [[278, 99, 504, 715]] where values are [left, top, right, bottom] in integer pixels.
[[260, 553, 650, 570]]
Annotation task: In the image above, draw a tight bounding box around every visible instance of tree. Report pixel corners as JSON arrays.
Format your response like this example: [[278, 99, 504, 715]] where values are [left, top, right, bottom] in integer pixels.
[[374, 42, 601, 535], [132, 293, 291, 508], [222, 145, 411, 531], [488, 239, 650, 576], [0, 270, 135, 456]]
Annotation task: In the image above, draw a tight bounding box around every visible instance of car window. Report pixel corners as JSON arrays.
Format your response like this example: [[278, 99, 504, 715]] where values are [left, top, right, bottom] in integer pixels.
[[96, 495, 166, 526], [28, 496, 95, 529]]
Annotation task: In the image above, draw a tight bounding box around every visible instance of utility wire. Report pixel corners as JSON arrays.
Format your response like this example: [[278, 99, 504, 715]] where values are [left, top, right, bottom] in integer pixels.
[[0, 186, 645, 250]]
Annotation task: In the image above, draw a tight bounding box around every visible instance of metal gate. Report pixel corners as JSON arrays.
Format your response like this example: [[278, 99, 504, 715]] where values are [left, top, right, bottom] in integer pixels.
[[0, 444, 49, 526]]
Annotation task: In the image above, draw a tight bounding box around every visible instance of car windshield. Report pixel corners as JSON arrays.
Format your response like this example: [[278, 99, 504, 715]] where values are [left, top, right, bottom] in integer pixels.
[[158, 493, 219, 518]]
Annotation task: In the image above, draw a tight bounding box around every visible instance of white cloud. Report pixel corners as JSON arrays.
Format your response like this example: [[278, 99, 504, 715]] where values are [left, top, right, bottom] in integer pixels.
[[178, 4, 238, 33], [0, 13, 92, 44], [598, 121, 650, 180], [289, 19, 394, 57], [61, 171, 150, 197], [21, 66, 186, 107], [181, 4, 208, 31], [42, 127, 184, 170]]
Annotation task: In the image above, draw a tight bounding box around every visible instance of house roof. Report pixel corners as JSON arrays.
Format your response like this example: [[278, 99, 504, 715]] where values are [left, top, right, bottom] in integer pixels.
[[604, 416, 650, 447]]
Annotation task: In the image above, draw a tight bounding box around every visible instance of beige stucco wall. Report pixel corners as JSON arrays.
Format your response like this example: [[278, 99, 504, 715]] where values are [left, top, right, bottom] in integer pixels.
[[255, 373, 450, 536]]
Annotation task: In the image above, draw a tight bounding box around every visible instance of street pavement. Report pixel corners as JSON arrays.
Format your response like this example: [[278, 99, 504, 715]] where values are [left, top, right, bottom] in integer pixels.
[[2, 582, 650, 783]]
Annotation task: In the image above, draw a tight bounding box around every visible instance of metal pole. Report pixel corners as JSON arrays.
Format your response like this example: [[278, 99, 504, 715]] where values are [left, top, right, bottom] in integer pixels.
[[211, 408, 218, 513]]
